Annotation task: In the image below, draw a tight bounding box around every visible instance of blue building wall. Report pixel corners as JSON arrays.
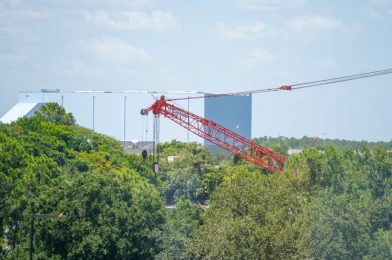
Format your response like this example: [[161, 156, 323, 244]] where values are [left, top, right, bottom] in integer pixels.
[[204, 94, 252, 147]]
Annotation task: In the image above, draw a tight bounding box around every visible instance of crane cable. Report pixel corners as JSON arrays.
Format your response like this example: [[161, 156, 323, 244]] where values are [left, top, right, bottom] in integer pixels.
[[166, 68, 392, 101]]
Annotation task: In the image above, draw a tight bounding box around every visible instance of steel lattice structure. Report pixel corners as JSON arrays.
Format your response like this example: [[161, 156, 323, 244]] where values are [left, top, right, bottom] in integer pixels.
[[141, 96, 286, 173]]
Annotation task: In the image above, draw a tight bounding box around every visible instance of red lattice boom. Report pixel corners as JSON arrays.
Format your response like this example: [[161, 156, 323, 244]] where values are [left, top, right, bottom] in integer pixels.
[[141, 96, 286, 173]]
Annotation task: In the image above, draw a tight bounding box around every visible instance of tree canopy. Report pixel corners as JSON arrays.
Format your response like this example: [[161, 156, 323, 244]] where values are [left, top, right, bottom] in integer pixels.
[[0, 103, 163, 259], [1, 103, 391, 259]]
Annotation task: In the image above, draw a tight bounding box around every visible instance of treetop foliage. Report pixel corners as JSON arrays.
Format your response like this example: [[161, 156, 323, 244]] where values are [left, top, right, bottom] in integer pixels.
[[0, 103, 162, 259], [1, 103, 391, 259], [34, 102, 76, 125]]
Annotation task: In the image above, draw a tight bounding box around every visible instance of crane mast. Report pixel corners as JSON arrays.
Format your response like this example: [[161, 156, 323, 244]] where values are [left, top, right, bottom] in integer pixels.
[[141, 96, 286, 173]]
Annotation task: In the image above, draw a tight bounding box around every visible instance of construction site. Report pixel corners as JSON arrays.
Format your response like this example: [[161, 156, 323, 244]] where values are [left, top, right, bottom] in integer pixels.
[[1, 69, 391, 172], [1, 1, 392, 259]]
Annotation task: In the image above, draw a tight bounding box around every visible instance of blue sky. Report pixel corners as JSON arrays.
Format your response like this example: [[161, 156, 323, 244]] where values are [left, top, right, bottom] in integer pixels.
[[0, 0, 391, 141]]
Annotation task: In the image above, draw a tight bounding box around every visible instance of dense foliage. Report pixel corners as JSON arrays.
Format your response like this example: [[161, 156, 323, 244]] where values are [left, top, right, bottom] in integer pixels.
[[0, 103, 163, 259], [255, 135, 392, 155], [189, 167, 306, 259], [288, 147, 392, 259], [156, 140, 392, 259], [1, 103, 391, 259], [157, 140, 225, 204]]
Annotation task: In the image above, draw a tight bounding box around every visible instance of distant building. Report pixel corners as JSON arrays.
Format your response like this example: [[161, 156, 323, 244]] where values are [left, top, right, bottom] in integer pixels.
[[287, 148, 303, 156], [0, 102, 45, 123], [167, 156, 183, 163], [0, 89, 205, 143], [1, 90, 255, 147], [204, 93, 252, 149], [122, 141, 154, 155]]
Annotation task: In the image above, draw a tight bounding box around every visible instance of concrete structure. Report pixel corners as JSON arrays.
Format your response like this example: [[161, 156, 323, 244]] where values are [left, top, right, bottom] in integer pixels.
[[122, 141, 154, 155], [167, 156, 184, 163], [204, 93, 252, 148], [1, 90, 254, 146], [287, 148, 303, 156], [0, 102, 45, 123], [1, 89, 205, 143]]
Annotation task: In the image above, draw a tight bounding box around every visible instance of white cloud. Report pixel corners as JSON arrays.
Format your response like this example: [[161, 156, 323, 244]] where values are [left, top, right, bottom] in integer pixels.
[[289, 15, 348, 33], [243, 48, 274, 66], [217, 21, 267, 40], [368, 0, 392, 18], [83, 10, 180, 31], [86, 37, 152, 63], [233, 0, 307, 11], [372, 0, 392, 16]]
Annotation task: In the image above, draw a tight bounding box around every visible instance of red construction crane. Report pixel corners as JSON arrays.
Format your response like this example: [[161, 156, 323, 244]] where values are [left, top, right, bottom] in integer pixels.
[[140, 69, 392, 173], [141, 96, 286, 173]]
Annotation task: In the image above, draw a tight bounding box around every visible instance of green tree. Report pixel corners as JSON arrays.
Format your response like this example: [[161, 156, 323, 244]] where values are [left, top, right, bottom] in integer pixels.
[[30, 171, 164, 259], [366, 229, 392, 259], [189, 166, 307, 259], [298, 190, 374, 259], [0, 105, 164, 258], [158, 140, 218, 204], [34, 103, 75, 125], [0, 133, 30, 256], [156, 197, 202, 259], [288, 146, 392, 259]]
